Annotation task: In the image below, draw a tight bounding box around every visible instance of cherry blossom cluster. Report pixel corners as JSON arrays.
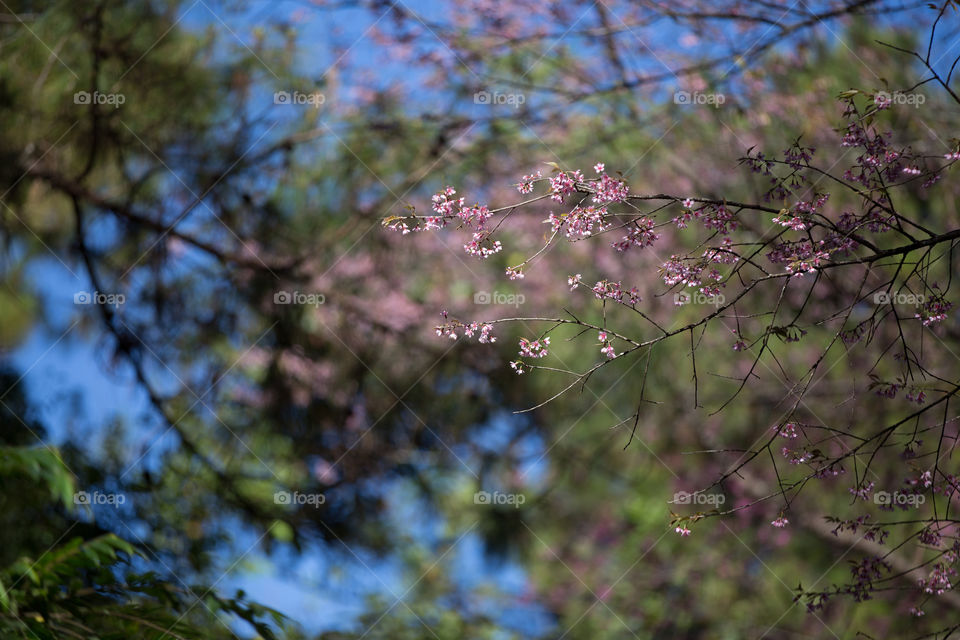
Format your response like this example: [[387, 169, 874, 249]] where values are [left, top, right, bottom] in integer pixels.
[[396, 97, 960, 614], [661, 255, 726, 298], [849, 481, 875, 501], [915, 295, 953, 326], [598, 331, 616, 359], [837, 105, 928, 189], [611, 217, 659, 251], [591, 172, 630, 204], [920, 561, 956, 595], [590, 279, 640, 305], [775, 422, 799, 439], [767, 239, 832, 276], [516, 169, 542, 194], [518, 336, 550, 358], [549, 170, 580, 202], [546, 205, 610, 239], [849, 556, 891, 601], [386, 186, 502, 259], [781, 446, 812, 465], [435, 311, 496, 343]]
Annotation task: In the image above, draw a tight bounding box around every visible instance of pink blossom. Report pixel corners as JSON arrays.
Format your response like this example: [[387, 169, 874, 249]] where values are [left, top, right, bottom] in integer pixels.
[[775, 423, 799, 439], [599, 331, 616, 359], [517, 170, 542, 194], [592, 280, 640, 305], [612, 217, 659, 252], [549, 171, 578, 203], [547, 205, 610, 239], [919, 563, 955, 594], [463, 232, 502, 258], [592, 173, 629, 204], [772, 213, 807, 231], [519, 336, 550, 358], [849, 482, 875, 501]]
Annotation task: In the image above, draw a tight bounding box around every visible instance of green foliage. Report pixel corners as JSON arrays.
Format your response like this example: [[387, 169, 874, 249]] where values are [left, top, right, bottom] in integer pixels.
[[0, 443, 285, 639]]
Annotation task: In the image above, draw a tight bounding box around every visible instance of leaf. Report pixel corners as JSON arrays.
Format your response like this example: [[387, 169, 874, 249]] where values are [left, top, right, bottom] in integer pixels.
[[543, 161, 562, 173], [381, 215, 404, 226], [269, 520, 294, 543]]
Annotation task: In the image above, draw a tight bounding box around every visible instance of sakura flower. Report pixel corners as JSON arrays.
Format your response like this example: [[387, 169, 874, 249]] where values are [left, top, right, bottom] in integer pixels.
[[519, 336, 550, 358], [919, 563, 954, 594], [592, 280, 640, 304], [598, 331, 616, 359], [849, 481, 874, 501], [612, 217, 659, 252], [549, 171, 578, 202], [772, 213, 807, 231], [505, 266, 524, 280], [478, 323, 496, 343], [547, 205, 609, 238], [517, 170, 542, 194], [906, 389, 926, 404], [463, 232, 502, 259], [593, 173, 629, 204], [775, 423, 799, 439]]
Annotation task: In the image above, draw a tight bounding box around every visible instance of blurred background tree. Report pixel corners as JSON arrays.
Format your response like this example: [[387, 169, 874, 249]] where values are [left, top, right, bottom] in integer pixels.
[[0, 0, 956, 638]]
